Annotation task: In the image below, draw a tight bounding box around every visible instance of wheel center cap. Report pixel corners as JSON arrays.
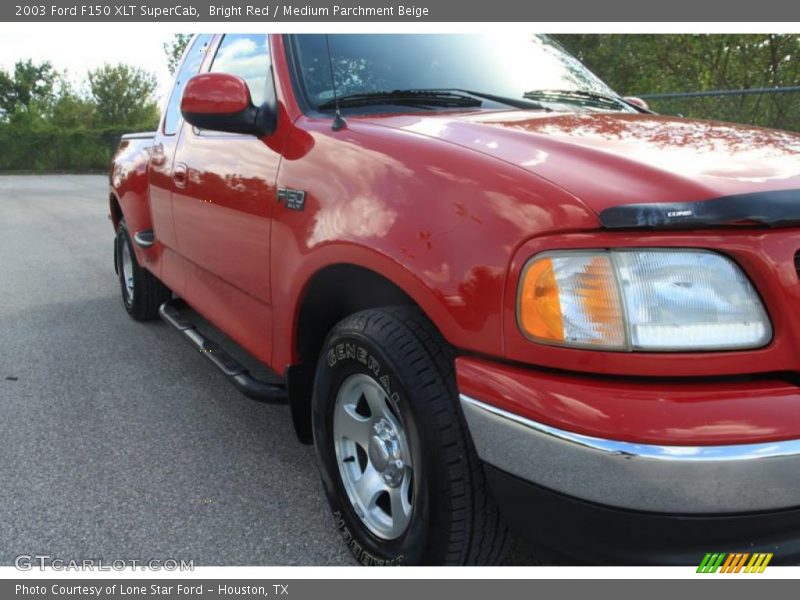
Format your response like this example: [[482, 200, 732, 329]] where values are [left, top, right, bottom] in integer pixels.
[[368, 419, 404, 487]]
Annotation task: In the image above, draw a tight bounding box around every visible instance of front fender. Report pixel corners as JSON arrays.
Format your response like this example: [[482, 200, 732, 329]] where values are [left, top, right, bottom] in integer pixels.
[[270, 118, 599, 368]]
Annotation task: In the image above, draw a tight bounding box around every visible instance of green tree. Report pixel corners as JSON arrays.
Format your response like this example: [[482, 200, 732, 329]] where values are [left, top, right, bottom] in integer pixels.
[[87, 63, 159, 129], [0, 59, 58, 119], [556, 34, 800, 131], [50, 88, 95, 129], [164, 34, 192, 75]]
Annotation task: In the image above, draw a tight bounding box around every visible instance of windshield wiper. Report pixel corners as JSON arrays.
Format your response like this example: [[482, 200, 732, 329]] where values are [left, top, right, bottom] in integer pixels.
[[318, 90, 482, 110], [522, 89, 628, 110], [416, 88, 551, 111]]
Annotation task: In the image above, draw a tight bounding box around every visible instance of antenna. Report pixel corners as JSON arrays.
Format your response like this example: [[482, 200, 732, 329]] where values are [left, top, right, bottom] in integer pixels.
[[325, 34, 347, 131]]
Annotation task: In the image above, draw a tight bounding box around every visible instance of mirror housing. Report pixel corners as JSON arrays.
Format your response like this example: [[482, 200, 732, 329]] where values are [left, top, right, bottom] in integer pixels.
[[180, 73, 276, 136], [623, 96, 651, 112]]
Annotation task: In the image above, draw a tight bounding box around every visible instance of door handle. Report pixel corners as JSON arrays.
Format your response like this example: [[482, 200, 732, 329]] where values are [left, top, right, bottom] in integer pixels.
[[150, 144, 166, 167], [173, 162, 188, 188]]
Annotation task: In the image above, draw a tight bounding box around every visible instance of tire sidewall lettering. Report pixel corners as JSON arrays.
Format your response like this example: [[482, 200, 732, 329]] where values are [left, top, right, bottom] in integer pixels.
[[315, 333, 427, 565], [331, 510, 404, 566], [326, 342, 401, 405]]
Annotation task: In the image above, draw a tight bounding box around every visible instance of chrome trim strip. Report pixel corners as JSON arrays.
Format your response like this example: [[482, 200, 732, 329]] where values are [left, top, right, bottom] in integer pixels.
[[461, 395, 800, 462], [460, 394, 800, 513]]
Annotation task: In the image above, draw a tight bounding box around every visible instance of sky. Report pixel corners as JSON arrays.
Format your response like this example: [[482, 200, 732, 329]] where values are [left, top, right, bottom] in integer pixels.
[[0, 30, 178, 101]]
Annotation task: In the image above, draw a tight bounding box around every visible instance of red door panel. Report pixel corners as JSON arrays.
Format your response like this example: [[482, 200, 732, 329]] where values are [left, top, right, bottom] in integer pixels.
[[171, 130, 279, 303]]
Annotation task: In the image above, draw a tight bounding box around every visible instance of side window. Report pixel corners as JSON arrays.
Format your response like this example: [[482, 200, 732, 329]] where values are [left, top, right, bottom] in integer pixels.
[[163, 34, 213, 136], [210, 34, 272, 106]]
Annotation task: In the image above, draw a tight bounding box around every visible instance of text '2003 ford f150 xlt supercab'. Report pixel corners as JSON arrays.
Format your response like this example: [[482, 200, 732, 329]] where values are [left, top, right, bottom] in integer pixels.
[[110, 33, 800, 565]]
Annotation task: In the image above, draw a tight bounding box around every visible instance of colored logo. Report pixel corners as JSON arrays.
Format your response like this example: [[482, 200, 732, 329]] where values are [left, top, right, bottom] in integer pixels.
[[697, 552, 773, 573]]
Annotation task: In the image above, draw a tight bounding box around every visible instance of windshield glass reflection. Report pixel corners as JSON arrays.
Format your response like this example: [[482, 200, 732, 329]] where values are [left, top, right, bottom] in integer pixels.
[[290, 34, 629, 111]]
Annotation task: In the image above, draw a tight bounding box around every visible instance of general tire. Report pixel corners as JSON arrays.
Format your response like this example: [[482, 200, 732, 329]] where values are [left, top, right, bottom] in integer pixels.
[[115, 220, 171, 321], [311, 306, 509, 565]]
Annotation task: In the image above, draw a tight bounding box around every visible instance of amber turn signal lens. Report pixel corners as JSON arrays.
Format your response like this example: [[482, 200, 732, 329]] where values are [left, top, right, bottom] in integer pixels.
[[518, 253, 626, 349], [518, 257, 564, 343]]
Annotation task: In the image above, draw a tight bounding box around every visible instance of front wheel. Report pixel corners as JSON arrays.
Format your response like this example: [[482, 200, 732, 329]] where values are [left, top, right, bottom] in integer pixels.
[[312, 306, 509, 565]]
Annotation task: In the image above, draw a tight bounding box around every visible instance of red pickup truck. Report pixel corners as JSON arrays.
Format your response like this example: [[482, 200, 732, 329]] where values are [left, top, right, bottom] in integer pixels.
[[110, 33, 800, 565]]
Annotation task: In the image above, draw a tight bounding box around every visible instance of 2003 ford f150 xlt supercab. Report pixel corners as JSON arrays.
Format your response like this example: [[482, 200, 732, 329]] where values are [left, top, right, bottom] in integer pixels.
[[110, 33, 800, 565]]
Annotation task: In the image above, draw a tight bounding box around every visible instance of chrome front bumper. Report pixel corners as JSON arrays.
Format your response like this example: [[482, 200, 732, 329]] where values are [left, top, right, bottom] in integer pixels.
[[460, 394, 800, 514]]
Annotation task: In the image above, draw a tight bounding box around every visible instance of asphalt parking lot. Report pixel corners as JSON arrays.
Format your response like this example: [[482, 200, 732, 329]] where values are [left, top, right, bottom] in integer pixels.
[[0, 175, 550, 566]]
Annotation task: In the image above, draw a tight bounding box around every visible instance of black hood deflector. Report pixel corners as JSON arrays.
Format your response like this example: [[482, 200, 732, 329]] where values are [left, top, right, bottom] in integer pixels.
[[600, 189, 800, 230]]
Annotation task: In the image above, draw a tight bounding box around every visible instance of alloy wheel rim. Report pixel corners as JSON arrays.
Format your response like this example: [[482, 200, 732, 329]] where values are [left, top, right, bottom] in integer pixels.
[[333, 373, 414, 540], [121, 240, 134, 301]]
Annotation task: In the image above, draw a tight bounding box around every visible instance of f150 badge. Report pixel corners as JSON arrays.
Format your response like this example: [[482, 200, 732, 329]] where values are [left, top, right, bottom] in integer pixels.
[[277, 188, 306, 211]]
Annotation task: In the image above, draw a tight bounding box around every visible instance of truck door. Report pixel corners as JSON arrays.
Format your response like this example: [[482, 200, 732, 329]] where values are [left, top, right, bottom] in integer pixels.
[[148, 34, 213, 287], [170, 34, 281, 364]]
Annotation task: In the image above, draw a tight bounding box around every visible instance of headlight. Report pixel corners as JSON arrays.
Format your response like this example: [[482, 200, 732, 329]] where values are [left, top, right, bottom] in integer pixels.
[[518, 249, 771, 351]]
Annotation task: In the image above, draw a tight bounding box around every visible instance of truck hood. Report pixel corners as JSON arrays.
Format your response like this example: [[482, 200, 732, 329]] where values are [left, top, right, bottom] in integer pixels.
[[368, 111, 800, 218]]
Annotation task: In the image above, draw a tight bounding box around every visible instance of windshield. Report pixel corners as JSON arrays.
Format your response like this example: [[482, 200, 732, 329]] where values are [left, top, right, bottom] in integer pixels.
[[289, 34, 631, 112]]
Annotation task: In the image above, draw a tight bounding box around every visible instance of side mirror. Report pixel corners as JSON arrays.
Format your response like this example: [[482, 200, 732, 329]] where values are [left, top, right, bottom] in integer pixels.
[[181, 73, 276, 136], [623, 96, 651, 112]]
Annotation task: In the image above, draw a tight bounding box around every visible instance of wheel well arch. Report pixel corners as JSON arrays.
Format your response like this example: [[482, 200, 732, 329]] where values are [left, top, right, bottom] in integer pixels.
[[288, 263, 427, 443], [295, 264, 418, 364], [109, 193, 123, 229]]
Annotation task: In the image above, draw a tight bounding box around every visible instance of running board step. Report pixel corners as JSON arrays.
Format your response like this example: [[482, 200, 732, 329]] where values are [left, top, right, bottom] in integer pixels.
[[158, 301, 287, 403], [133, 229, 155, 248]]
